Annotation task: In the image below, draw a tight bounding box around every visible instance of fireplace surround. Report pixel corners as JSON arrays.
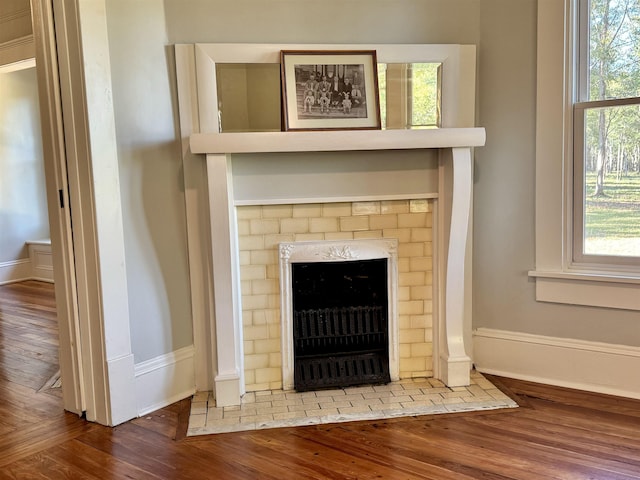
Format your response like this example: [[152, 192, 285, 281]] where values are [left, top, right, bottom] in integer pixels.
[[175, 43, 485, 407]]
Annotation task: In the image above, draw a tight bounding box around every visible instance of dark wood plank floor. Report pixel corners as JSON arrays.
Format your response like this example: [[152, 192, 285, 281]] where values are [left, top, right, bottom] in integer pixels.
[[0, 280, 60, 393], [2, 280, 640, 479]]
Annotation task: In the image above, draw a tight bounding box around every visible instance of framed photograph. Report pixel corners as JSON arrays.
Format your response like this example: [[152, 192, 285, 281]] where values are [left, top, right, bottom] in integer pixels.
[[280, 50, 381, 131]]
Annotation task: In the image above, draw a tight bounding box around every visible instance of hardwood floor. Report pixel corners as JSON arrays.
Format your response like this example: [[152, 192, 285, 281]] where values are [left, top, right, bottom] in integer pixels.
[[2, 280, 640, 479], [0, 280, 59, 393]]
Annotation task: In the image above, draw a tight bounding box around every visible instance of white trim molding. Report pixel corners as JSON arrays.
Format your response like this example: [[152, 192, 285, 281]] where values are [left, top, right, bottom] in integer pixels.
[[134, 346, 196, 417], [473, 328, 640, 400], [530, 271, 640, 311], [107, 353, 137, 426], [27, 240, 54, 283], [31, 0, 137, 426], [0, 241, 55, 285], [0, 35, 35, 67], [0, 259, 32, 285]]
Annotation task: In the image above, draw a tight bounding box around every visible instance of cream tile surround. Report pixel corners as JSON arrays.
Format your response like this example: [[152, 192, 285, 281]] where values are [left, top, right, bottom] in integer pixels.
[[239, 199, 433, 393]]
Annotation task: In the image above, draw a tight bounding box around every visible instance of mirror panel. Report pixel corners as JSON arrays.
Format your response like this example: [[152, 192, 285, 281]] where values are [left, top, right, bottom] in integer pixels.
[[379, 63, 441, 130], [215, 62, 441, 133], [216, 63, 282, 132]]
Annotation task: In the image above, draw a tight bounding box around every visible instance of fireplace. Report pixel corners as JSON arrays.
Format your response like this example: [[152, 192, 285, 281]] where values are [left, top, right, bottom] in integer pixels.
[[292, 259, 390, 391], [175, 43, 483, 407], [282, 241, 398, 391]]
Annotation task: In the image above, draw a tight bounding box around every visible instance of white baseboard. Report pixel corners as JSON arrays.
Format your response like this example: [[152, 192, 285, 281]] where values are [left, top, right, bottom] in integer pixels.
[[473, 328, 640, 400], [134, 345, 196, 417], [1, 240, 55, 285], [0, 259, 32, 285], [107, 353, 138, 426], [27, 241, 54, 283]]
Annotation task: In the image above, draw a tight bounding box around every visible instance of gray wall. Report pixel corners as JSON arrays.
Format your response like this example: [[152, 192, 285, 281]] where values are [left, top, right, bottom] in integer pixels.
[[162, 0, 480, 45], [105, 1, 192, 362], [102, 0, 639, 365], [0, 67, 49, 263]]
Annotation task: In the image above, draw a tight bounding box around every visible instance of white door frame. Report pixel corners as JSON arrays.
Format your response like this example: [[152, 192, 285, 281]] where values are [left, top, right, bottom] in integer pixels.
[[31, 0, 85, 416], [31, 0, 137, 426]]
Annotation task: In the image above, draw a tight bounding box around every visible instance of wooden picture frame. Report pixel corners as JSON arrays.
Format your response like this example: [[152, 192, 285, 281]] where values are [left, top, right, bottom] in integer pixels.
[[281, 50, 381, 131]]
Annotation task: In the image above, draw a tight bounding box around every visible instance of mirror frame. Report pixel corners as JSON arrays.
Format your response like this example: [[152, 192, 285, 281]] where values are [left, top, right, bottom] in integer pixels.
[[191, 43, 476, 134]]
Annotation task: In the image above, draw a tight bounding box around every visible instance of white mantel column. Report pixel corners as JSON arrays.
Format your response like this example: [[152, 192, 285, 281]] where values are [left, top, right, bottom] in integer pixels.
[[440, 146, 473, 386], [206, 154, 244, 406]]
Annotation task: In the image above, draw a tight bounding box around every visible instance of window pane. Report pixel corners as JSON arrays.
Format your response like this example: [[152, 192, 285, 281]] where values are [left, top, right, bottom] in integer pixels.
[[588, 0, 640, 101], [582, 104, 640, 257]]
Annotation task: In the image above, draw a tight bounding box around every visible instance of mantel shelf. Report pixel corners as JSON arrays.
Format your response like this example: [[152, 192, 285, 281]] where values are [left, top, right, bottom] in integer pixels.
[[190, 127, 486, 155]]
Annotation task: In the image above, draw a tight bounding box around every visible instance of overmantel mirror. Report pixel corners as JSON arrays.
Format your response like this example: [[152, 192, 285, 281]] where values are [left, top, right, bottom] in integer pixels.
[[191, 44, 476, 134]]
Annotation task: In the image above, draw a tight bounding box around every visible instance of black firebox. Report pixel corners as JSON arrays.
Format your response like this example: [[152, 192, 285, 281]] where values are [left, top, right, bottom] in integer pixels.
[[292, 258, 390, 391]]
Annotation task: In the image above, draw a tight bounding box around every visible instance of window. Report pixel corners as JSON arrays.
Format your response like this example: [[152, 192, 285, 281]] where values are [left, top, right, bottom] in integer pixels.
[[573, 0, 640, 266], [531, 0, 640, 311]]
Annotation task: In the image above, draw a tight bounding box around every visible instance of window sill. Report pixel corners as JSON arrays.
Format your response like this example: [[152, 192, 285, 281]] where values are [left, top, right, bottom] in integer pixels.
[[528, 270, 640, 311]]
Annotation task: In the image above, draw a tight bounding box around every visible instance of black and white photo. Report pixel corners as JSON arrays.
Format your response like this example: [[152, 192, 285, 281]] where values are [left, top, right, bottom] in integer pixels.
[[281, 50, 381, 131]]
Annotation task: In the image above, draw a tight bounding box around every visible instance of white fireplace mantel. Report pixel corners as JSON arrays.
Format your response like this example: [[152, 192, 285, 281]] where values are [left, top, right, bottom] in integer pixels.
[[190, 128, 485, 155], [192, 128, 484, 407], [175, 43, 484, 408]]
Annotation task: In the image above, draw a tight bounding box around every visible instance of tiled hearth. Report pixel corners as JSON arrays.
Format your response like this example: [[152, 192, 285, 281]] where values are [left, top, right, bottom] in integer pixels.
[[187, 371, 517, 436]]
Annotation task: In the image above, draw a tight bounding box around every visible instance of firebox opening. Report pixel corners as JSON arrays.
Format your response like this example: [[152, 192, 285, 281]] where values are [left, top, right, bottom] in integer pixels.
[[292, 258, 391, 391]]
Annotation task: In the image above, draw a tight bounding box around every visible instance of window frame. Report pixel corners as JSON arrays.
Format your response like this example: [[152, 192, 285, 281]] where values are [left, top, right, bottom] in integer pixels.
[[530, 0, 640, 311], [572, 0, 640, 267]]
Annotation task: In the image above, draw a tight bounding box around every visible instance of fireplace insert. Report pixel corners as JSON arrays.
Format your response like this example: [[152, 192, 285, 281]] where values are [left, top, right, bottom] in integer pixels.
[[292, 258, 390, 391]]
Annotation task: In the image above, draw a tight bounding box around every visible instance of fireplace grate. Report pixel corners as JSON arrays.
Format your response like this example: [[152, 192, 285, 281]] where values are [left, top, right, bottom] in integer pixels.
[[293, 305, 390, 391]]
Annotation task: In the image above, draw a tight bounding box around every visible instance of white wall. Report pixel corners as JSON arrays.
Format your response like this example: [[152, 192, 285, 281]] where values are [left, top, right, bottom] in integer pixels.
[[0, 67, 49, 264]]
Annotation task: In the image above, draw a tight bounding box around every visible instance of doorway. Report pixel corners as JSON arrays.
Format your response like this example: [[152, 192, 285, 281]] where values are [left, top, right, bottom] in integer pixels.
[[0, 60, 63, 396], [0, 0, 86, 418]]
